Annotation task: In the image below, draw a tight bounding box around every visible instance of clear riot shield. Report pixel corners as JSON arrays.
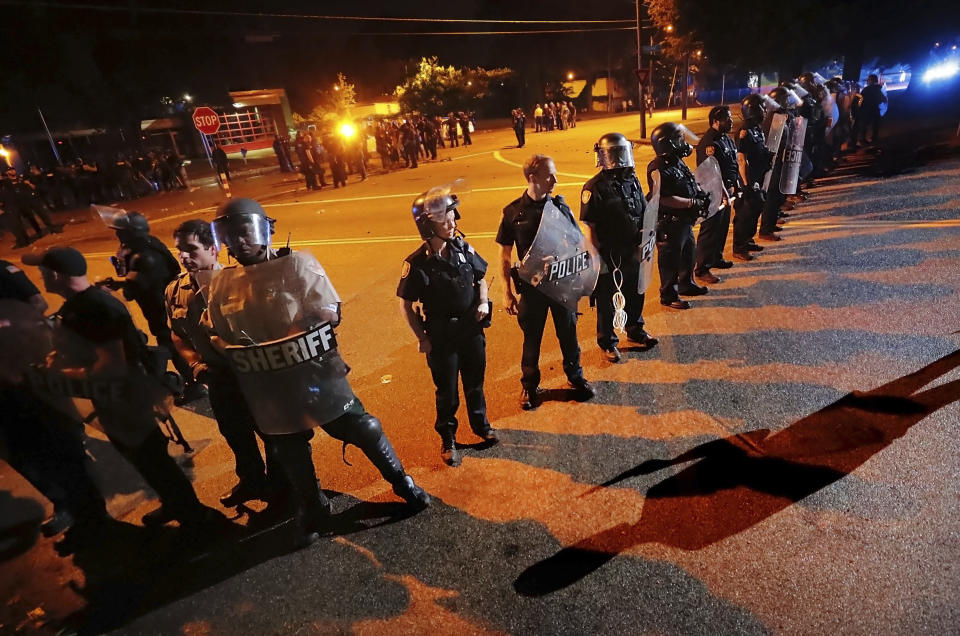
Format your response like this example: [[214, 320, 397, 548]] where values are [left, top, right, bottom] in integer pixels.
[[693, 156, 727, 225], [762, 113, 788, 192], [779, 116, 808, 195], [516, 198, 600, 310], [19, 317, 166, 446], [206, 251, 356, 435], [637, 171, 659, 294]]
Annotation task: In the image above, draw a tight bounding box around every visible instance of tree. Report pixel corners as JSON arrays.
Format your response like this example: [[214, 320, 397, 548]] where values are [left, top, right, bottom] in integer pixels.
[[395, 57, 513, 115], [293, 72, 358, 131]]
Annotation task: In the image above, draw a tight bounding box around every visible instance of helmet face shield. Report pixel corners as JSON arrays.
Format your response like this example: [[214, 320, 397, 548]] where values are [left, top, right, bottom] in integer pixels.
[[212, 212, 272, 254], [413, 179, 469, 240], [594, 133, 635, 169]]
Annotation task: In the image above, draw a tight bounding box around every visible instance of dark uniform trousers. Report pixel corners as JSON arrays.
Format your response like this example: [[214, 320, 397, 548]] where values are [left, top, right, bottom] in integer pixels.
[[206, 369, 279, 487], [518, 286, 583, 391], [695, 204, 731, 272], [657, 217, 696, 302], [0, 388, 106, 522], [137, 289, 194, 381], [268, 399, 407, 518], [107, 426, 204, 522], [761, 158, 786, 234], [594, 259, 646, 349], [732, 191, 762, 252], [427, 331, 489, 436]]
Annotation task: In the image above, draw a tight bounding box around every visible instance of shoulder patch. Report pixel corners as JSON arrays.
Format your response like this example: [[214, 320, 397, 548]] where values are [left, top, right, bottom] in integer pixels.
[[6, 264, 20, 274], [739, 129, 747, 139], [705, 145, 716, 156], [400, 261, 411, 279], [581, 190, 591, 204]]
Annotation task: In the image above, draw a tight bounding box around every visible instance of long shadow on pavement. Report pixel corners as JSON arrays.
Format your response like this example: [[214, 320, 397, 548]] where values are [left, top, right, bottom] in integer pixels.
[[57, 494, 417, 634], [514, 349, 960, 596]]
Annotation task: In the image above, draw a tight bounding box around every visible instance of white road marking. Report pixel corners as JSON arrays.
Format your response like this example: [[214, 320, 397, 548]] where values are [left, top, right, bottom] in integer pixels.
[[492, 150, 593, 180]]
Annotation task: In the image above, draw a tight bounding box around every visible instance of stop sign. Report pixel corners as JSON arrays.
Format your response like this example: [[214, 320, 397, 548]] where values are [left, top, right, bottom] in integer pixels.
[[192, 107, 221, 135]]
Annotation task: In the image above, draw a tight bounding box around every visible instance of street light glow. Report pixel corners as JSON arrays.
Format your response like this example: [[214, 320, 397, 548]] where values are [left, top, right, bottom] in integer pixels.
[[567, 72, 574, 80], [333, 85, 340, 91], [339, 122, 356, 138], [665, 24, 674, 32], [184, 94, 192, 102]]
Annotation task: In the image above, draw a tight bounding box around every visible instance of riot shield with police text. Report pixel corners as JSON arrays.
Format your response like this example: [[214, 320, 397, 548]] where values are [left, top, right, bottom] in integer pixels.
[[206, 251, 356, 434], [693, 156, 727, 225], [762, 113, 788, 192], [517, 198, 600, 310], [17, 314, 167, 447], [779, 116, 808, 195], [637, 171, 659, 294]]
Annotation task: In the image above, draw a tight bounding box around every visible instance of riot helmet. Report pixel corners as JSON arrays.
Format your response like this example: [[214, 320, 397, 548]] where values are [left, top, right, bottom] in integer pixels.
[[211, 198, 275, 262], [96, 205, 150, 235], [797, 72, 818, 94], [650, 122, 695, 159], [741, 94, 765, 122], [412, 189, 461, 241], [769, 87, 790, 109], [594, 132, 635, 169]]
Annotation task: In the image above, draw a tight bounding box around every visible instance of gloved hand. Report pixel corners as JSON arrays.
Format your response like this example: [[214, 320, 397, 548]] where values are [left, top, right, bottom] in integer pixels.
[[695, 191, 712, 216]]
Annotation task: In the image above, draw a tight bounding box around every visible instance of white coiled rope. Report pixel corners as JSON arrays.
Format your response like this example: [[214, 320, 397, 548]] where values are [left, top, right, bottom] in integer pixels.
[[611, 255, 627, 334]]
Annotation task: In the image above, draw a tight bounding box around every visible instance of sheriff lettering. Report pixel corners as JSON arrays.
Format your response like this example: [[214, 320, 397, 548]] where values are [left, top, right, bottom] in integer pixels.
[[229, 323, 338, 373], [547, 251, 591, 282]]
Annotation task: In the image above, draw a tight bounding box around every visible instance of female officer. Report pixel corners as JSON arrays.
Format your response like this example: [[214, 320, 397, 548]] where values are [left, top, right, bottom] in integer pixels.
[[398, 185, 498, 467]]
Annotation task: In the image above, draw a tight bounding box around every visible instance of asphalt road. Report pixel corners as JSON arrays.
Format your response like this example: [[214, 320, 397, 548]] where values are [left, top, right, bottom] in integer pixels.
[[1, 107, 959, 635]]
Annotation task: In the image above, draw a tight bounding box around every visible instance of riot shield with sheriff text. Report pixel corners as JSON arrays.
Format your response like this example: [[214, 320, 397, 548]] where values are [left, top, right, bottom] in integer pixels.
[[637, 170, 659, 294], [206, 251, 356, 434], [516, 197, 600, 311]]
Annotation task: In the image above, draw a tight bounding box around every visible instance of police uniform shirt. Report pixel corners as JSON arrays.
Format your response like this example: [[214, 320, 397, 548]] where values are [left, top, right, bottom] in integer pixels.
[[737, 124, 769, 187], [397, 238, 487, 329], [165, 269, 225, 375], [648, 157, 698, 216], [579, 168, 646, 257], [497, 193, 574, 261], [0, 260, 41, 301], [696, 128, 739, 188], [496, 193, 546, 260], [57, 286, 144, 368]]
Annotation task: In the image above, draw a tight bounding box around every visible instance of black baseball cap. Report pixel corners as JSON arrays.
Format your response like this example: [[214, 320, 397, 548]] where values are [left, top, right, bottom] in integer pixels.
[[22, 247, 87, 276]]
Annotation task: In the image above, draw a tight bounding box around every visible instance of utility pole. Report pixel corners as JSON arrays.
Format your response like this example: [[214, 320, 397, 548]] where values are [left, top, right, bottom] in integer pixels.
[[682, 50, 690, 121], [636, 0, 646, 138]]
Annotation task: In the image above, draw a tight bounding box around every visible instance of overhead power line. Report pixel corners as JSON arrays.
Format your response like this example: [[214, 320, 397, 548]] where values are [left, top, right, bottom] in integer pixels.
[[355, 27, 637, 36], [5, 1, 636, 24]]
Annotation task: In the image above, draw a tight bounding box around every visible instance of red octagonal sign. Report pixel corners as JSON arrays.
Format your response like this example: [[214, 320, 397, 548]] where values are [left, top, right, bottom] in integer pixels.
[[192, 106, 221, 135]]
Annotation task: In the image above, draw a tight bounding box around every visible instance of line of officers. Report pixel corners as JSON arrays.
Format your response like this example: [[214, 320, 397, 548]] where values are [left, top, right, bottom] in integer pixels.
[[0, 88, 797, 552]]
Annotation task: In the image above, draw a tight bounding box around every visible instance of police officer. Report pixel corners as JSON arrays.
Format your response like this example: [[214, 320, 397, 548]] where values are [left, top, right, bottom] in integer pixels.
[[647, 123, 711, 310], [398, 188, 498, 467], [759, 87, 791, 241], [21, 247, 225, 533], [733, 94, 774, 261], [694, 106, 739, 283], [581, 133, 658, 363], [103, 210, 204, 403], [165, 219, 278, 508], [497, 154, 595, 409], [205, 199, 430, 538], [0, 259, 108, 545]]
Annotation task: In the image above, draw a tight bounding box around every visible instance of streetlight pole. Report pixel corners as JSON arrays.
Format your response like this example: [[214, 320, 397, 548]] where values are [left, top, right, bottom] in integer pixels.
[[635, 0, 646, 138], [681, 50, 690, 121]]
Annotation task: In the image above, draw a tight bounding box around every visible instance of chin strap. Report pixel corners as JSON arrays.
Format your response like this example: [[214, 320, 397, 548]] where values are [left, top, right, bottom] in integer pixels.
[[611, 255, 627, 334]]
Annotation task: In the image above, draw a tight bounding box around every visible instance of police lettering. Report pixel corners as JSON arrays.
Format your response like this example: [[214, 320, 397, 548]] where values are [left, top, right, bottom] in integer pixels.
[[547, 251, 590, 282], [784, 148, 803, 164], [26, 369, 125, 403], [230, 323, 338, 373]]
